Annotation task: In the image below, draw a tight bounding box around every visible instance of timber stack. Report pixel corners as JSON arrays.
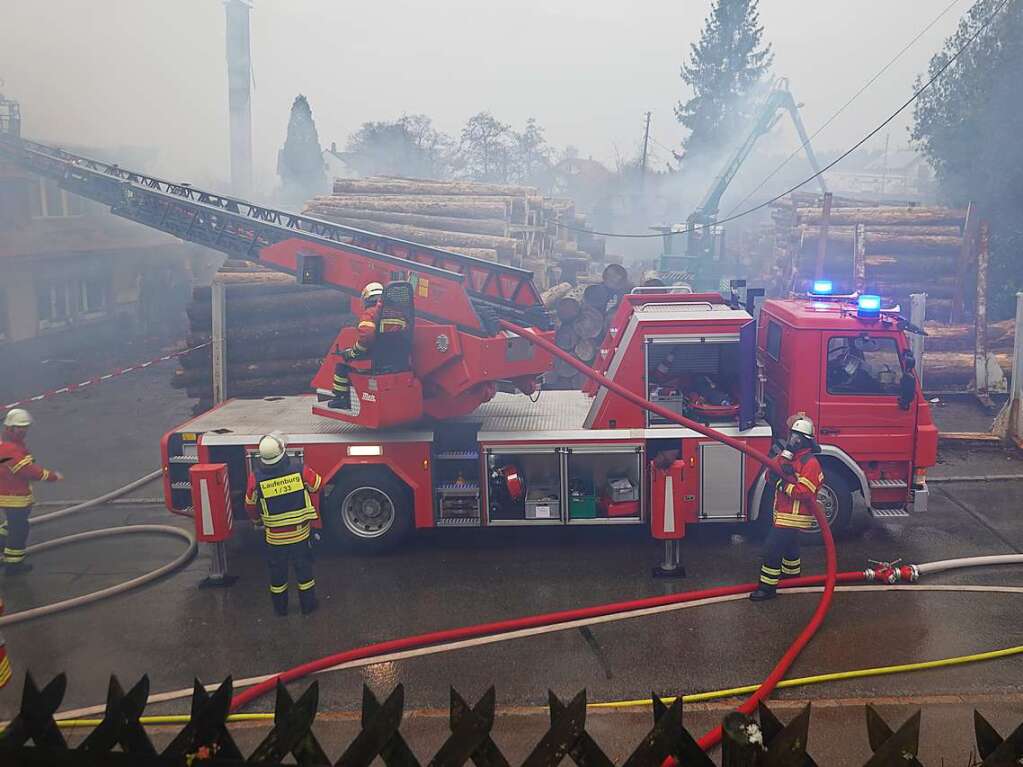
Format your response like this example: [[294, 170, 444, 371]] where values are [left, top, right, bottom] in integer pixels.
[[172, 261, 353, 413], [771, 192, 971, 323], [770, 192, 1013, 389], [541, 263, 632, 390], [302, 176, 608, 290]]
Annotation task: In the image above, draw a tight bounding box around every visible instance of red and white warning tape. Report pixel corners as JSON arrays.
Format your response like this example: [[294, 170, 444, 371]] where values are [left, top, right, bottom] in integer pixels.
[[3, 342, 210, 411]]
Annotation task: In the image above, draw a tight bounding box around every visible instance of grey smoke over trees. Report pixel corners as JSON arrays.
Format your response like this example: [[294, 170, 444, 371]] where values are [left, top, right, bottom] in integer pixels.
[[912, 0, 1023, 317], [341, 111, 559, 189]]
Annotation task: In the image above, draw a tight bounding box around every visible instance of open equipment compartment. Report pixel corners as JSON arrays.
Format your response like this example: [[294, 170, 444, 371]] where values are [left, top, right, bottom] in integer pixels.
[[484, 446, 562, 525], [566, 444, 644, 523], [433, 422, 483, 527]]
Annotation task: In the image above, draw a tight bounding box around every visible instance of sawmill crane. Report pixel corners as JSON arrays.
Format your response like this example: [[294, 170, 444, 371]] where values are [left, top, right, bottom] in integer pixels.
[[660, 78, 827, 290], [0, 133, 554, 427]]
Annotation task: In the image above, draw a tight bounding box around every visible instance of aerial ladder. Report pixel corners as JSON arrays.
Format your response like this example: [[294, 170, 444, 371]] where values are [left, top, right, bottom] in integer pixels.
[[659, 78, 828, 291], [0, 130, 554, 428]]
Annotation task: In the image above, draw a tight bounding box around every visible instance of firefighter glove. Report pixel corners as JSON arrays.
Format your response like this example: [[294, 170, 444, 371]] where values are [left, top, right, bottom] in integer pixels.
[[341, 347, 359, 361], [780, 462, 796, 478]]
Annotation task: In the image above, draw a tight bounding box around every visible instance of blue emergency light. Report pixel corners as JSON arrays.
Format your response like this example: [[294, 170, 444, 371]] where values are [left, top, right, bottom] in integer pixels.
[[811, 280, 833, 295], [857, 294, 882, 318]]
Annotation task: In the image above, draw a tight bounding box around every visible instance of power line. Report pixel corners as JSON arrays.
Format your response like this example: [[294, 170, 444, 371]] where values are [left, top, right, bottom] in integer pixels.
[[723, 0, 964, 217], [556, 0, 1007, 240]]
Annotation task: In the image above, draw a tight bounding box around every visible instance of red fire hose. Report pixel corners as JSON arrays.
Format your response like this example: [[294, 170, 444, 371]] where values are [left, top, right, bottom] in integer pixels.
[[231, 320, 839, 755], [498, 320, 839, 751]]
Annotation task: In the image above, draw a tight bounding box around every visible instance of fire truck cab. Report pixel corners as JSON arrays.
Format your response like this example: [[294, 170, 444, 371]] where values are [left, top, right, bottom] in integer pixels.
[[757, 291, 937, 529], [161, 287, 936, 553]]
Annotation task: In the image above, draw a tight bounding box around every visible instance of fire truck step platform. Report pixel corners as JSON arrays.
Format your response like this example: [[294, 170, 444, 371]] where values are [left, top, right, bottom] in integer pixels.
[[869, 507, 911, 519], [869, 478, 909, 489]]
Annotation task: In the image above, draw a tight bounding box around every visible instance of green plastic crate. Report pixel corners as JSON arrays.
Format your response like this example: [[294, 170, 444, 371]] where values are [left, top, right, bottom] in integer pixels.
[[569, 495, 598, 519]]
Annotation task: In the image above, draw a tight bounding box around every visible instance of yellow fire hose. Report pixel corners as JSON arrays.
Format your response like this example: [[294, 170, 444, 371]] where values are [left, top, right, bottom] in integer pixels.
[[51, 642, 1023, 728]]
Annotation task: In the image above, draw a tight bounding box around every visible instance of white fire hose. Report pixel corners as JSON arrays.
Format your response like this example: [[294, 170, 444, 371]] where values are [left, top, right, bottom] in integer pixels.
[[0, 471, 196, 627]]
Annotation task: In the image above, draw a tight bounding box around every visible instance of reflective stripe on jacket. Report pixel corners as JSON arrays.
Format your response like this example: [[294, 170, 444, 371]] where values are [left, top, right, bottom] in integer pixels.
[[773, 450, 824, 530], [0, 433, 57, 509], [244, 457, 322, 545]]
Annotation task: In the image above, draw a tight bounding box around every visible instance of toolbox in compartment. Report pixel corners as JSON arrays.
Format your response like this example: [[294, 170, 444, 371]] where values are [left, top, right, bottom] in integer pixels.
[[525, 487, 560, 520], [605, 476, 638, 502], [599, 497, 640, 518], [569, 492, 598, 519]]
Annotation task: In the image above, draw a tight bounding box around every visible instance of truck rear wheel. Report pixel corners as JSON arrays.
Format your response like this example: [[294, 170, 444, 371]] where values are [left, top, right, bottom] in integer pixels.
[[325, 470, 411, 552]]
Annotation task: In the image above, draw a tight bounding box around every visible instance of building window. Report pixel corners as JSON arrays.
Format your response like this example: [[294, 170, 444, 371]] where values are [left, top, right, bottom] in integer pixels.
[[78, 274, 109, 318], [826, 336, 903, 396], [36, 272, 111, 331], [37, 279, 74, 330], [765, 321, 782, 361], [32, 179, 85, 218]]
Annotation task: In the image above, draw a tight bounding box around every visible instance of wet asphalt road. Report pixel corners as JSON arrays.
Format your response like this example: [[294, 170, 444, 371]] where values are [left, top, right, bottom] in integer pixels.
[[3, 365, 1023, 763]]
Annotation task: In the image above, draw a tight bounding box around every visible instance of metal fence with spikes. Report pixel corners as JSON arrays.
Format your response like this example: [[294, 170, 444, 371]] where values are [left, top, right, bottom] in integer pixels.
[[1, 672, 1021, 766]]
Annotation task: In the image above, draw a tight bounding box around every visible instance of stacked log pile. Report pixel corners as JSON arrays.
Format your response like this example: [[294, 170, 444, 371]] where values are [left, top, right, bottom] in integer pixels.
[[771, 193, 969, 322], [541, 264, 632, 389], [302, 177, 607, 290], [771, 193, 1013, 389], [172, 262, 352, 412], [921, 319, 1014, 389]]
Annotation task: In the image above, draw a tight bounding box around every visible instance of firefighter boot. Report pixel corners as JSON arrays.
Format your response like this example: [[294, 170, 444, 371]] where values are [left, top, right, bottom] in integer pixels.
[[271, 590, 288, 617], [328, 365, 352, 410], [748, 585, 776, 601], [4, 562, 33, 575], [298, 584, 318, 615]]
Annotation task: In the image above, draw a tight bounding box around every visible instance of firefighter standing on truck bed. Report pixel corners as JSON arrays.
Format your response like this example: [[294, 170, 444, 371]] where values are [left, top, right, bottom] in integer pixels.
[[0, 409, 63, 574], [244, 432, 322, 616], [749, 415, 824, 602], [328, 281, 408, 410]]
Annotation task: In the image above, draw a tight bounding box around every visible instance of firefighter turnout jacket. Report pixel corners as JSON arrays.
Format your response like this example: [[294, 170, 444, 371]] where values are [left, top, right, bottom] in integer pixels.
[[772, 448, 824, 530], [244, 456, 322, 545], [349, 302, 407, 358], [0, 429, 59, 508]]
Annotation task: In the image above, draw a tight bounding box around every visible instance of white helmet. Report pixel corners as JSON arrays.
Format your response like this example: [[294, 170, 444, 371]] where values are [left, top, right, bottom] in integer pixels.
[[362, 282, 384, 301], [4, 409, 32, 428], [790, 417, 815, 439], [258, 432, 286, 464]]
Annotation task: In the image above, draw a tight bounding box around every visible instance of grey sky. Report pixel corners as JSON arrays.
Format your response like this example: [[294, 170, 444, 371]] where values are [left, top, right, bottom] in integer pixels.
[[1, 0, 964, 191]]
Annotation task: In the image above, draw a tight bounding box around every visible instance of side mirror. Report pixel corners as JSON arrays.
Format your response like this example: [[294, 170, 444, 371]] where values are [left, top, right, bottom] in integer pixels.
[[898, 369, 916, 410]]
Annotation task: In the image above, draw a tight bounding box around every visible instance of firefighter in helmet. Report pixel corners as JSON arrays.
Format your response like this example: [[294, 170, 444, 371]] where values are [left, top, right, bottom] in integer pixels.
[[0, 409, 63, 574], [749, 415, 824, 601], [328, 281, 410, 409], [244, 432, 323, 616]]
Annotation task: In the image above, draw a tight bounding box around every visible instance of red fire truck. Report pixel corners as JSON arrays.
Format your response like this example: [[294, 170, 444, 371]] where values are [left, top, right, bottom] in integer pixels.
[[0, 136, 937, 568]]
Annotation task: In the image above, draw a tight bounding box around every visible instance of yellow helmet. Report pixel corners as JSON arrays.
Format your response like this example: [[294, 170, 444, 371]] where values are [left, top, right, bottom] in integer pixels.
[[362, 282, 384, 301], [790, 417, 815, 439]]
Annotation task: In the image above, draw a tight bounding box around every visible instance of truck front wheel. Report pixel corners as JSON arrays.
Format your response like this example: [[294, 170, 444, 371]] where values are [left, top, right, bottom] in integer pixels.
[[801, 470, 853, 539], [325, 470, 411, 552], [754, 470, 853, 539]]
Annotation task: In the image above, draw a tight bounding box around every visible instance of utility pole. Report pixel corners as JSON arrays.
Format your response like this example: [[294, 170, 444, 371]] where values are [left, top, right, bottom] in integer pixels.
[[640, 111, 651, 192], [880, 132, 890, 196], [225, 0, 253, 195]]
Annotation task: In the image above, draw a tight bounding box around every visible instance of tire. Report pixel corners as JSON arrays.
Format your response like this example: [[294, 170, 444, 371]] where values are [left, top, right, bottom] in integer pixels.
[[324, 469, 412, 552], [800, 468, 854, 541]]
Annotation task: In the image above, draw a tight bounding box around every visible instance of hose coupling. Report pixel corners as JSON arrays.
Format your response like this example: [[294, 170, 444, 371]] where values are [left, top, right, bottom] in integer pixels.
[[866, 560, 919, 583]]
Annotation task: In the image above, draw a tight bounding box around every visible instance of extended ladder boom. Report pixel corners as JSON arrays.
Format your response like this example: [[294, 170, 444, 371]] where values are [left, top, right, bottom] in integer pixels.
[[0, 134, 544, 334]]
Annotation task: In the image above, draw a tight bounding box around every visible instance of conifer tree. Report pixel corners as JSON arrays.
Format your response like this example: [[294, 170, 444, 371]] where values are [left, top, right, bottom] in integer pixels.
[[277, 95, 327, 202], [674, 0, 773, 161]]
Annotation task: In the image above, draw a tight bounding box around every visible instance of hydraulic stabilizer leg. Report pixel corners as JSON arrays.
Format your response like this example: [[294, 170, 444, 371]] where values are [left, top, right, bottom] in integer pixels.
[[652, 539, 685, 578]]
